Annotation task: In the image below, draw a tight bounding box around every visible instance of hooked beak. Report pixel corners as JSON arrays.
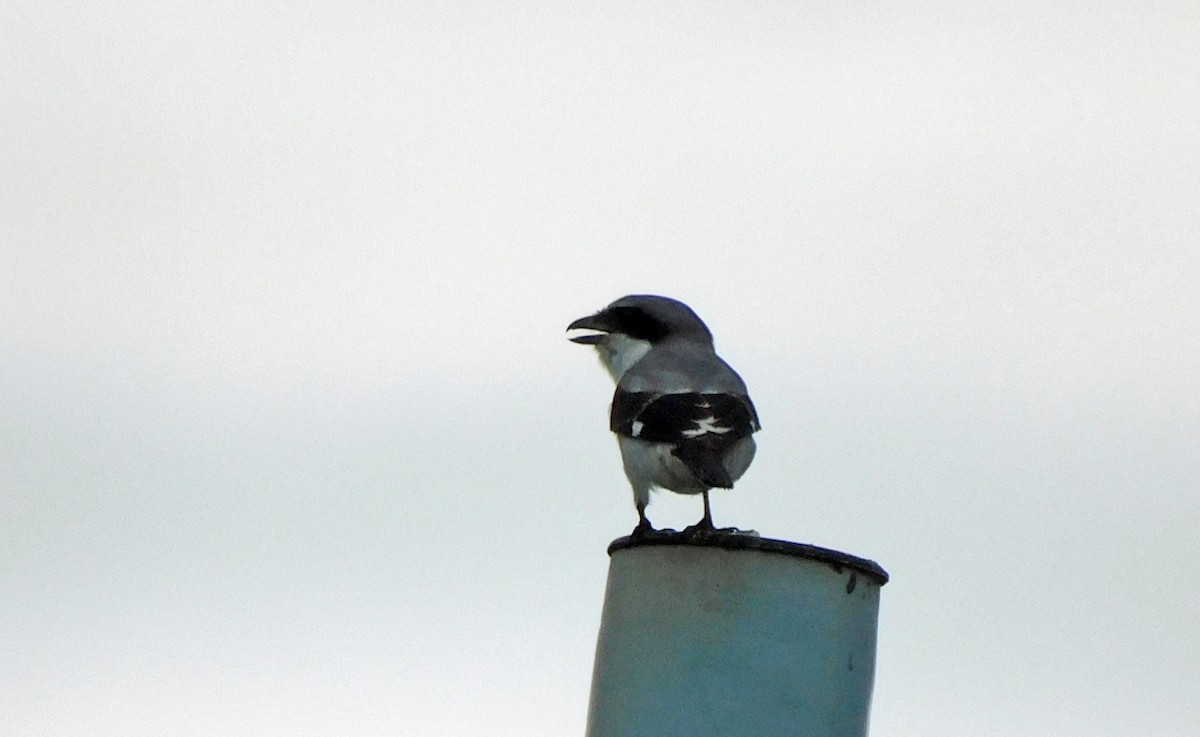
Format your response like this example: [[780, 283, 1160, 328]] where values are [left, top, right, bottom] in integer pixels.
[[567, 312, 612, 344]]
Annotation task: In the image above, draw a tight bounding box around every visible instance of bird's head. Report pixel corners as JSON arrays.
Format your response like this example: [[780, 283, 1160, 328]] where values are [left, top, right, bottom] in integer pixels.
[[567, 295, 713, 381]]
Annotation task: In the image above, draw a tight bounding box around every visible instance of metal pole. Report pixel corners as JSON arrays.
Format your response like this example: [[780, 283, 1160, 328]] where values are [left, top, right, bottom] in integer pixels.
[[586, 534, 888, 737]]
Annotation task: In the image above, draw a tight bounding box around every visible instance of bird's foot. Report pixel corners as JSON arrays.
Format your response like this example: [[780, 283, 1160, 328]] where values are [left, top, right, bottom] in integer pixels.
[[681, 516, 716, 539], [681, 518, 744, 539], [630, 517, 656, 539], [630, 519, 683, 541]]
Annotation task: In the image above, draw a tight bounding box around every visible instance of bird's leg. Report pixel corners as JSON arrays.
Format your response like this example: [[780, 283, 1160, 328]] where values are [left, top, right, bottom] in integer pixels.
[[682, 491, 717, 536], [631, 502, 655, 538], [699, 490, 715, 530]]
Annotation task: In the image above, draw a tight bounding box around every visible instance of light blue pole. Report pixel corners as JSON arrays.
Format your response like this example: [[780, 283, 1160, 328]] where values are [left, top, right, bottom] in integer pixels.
[[586, 534, 888, 737]]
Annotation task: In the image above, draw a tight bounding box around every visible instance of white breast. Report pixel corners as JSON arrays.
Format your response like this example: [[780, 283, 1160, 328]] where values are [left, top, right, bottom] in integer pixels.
[[595, 334, 652, 382]]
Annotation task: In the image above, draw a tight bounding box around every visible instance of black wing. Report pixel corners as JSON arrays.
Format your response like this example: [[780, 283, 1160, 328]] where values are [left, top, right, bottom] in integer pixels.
[[610, 391, 760, 444], [611, 391, 760, 489]]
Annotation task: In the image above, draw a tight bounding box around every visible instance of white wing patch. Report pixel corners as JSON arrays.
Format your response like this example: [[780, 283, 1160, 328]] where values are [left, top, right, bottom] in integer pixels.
[[681, 415, 732, 438], [631, 420, 645, 437]]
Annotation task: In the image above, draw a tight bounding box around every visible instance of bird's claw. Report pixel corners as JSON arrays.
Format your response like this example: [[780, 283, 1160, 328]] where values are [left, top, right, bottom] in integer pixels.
[[631, 519, 687, 541], [630, 518, 656, 539], [681, 520, 742, 539]]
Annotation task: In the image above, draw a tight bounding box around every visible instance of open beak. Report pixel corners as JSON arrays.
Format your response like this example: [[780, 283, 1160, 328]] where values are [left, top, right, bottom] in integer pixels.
[[567, 313, 611, 344]]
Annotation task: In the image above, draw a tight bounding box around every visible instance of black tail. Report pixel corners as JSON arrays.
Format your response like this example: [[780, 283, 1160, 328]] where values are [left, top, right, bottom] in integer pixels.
[[671, 442, 734, 489]]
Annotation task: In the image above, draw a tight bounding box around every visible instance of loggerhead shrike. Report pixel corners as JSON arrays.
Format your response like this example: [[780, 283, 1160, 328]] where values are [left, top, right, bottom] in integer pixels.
[[567, 295, 760, 536]]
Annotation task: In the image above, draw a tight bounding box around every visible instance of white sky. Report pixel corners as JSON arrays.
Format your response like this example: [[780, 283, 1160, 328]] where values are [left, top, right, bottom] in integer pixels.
[[3, 2, 1198, 735]]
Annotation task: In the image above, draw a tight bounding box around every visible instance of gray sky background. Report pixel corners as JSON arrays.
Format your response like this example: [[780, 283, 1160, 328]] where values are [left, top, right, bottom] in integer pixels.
[[3, 2, 1198, 735]]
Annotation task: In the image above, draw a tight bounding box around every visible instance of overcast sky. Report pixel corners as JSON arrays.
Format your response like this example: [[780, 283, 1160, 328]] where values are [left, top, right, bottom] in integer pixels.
[[3, 2, 1198, 735]]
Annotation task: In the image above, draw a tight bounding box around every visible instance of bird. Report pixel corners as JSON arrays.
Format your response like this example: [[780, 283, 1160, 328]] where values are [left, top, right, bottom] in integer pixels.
[[567, 295, 760, 537]]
